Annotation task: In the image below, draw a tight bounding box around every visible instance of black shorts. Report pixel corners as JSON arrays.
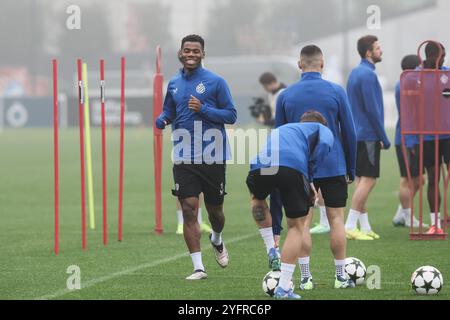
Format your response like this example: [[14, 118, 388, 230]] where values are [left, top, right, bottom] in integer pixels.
[[356, 141, 381, 178], [246, 167, 312, 219], [172, 163, 226, 206], [423, 139, 450, 169], [313, 176, 348, 208], [396, 145, 422, 178]]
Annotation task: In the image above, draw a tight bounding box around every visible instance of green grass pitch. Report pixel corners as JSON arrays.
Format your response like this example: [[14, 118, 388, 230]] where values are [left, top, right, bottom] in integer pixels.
[[1, 128, 449, 300]]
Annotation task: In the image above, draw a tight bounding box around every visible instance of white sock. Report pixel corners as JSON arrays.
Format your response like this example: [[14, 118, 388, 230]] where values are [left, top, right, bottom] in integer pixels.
[[359, 213, 372, 233], [430, 213, 441, 228], [319, 206, 329, 227], [177, 210, 183, 224], [259, 227, 275, 254], [190, 252, 204, 271], [345, 209, 360, 230], [403, 208, 412, 222], [279, 263, 295, 291], [197, 207, 202, 224], [335, 259, 346, 278], [394, 205, 403, 220], [298, 257, 311, 279], [211, 231, 222, 246]]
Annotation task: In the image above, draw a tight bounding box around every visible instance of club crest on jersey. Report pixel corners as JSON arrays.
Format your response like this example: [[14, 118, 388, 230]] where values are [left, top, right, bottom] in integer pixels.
[[196, 82, 206, 94], [172, 88, 178, 95], [441, 74, 449, 85]]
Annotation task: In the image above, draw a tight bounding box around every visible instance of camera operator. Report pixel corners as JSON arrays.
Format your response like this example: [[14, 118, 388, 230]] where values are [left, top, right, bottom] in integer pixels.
[[249, 72, 287, 250], [257, 72, 287, 127]]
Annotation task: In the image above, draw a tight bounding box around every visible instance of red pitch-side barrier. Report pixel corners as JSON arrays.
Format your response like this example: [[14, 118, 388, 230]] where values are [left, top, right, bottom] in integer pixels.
[[400, 40, 450, 240], [153, 46, 164, 234]]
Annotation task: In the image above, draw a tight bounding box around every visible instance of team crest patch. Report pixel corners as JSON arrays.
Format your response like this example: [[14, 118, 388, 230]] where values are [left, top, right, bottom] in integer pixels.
[[441, 74, 449, 85], [196, 82, 206, 94]]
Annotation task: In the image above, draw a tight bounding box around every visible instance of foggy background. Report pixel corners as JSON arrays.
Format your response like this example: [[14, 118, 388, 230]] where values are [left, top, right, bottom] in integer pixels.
[[0, 0, 448, 126]]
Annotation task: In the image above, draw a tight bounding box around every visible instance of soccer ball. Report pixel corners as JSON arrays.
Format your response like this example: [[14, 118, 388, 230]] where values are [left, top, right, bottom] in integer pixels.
[[411, 266, 443, 295], [345, 257, 367, 286], [262, 271, 294, 297]]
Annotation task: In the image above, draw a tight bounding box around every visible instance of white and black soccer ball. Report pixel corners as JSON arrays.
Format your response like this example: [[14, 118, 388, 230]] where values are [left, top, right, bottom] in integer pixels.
[[262, 271, 294, 297], [345, 257, 367, 286], [411, 266, 443, 295]]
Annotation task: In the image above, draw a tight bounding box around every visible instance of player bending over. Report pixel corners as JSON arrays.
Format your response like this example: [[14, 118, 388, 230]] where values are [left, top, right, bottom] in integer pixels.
[[246, 111, 353, 299]]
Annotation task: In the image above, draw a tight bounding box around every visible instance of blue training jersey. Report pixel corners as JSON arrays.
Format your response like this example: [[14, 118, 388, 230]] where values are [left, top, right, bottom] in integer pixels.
[[395, 81, 419, 148], [159, 66, 237, 163], [275, 72, 357, 180], [347, 59, 391, 149], [250, 122, 334, 181]]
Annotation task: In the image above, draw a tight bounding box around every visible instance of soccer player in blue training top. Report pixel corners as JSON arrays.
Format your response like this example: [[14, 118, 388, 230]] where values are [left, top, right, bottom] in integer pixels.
[[345, 35, 391, 241], [276, 45, 357, 290], [392, 54, 425, 228], [155, 34, 237, 280], [246, 111, 334, 299], [175, 195, 212, 235], [258, 72, 287, 264], [419, 41, 450, 234]]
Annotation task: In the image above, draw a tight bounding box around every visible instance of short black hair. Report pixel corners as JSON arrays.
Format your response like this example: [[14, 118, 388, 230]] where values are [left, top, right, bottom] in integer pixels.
[[259, 72, 277, 85], [181, 34, 205, 50], [300, 110, 328, 126], [425, 41, 445, 59], [300, 45, 323, 58], [401, 55, 420, 71], [424, 41, 446, 69], [357, 35, 378, 59]]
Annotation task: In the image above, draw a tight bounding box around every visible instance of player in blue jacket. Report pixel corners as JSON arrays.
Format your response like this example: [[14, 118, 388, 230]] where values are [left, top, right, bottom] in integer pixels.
[[156, 34, 237, 280], [276, 45, 357, 290], [345, 35, 390, 241], [392, 54, 424, 229], [419, 41, 450, 234], [246, 111, 339, 299]]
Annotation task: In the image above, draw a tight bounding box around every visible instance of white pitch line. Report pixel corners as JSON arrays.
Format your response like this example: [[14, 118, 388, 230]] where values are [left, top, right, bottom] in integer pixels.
[[36, 233, 257, 300]]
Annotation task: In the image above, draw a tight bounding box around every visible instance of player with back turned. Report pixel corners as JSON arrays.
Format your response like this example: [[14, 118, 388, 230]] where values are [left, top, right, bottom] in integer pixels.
[[275, 45, 357, 290]]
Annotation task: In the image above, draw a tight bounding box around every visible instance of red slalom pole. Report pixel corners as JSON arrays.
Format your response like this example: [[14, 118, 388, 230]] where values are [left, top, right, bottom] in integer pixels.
[[77, 59, 87, 250], [53, 59, 59, 255], [153, 46, 163, 234], [100, 59, 108, 246], [118, 57, 125, 241]]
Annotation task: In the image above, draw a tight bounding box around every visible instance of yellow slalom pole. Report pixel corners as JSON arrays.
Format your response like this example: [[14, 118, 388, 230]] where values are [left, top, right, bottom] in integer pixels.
[[83, 63, 95, 230]]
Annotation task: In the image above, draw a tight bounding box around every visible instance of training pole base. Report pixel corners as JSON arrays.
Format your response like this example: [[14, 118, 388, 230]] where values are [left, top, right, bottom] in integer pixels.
[[410, 233, 448, 240], [154, 229, 163, 235]]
